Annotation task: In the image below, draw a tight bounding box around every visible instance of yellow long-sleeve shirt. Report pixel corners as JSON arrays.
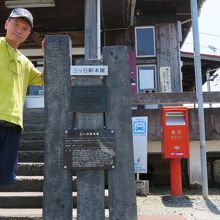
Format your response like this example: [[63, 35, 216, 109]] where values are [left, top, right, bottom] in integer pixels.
[[0, 37, 43, 129]]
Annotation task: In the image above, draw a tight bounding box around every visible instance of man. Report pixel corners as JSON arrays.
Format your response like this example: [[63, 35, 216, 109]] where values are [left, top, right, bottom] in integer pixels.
[[0, 8, 44, 185]]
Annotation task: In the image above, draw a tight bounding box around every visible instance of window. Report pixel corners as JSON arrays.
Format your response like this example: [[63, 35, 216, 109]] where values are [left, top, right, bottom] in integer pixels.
[[137, 65, 157, 92], [135, 26, 156, 57], [5, 0, 55, 8], [27, 59, 44, 96]]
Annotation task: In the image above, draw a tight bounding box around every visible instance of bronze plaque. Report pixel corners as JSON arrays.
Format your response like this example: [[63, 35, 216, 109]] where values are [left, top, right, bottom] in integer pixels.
[[71, 86, 107, 112], [63, 129, 116, 169]]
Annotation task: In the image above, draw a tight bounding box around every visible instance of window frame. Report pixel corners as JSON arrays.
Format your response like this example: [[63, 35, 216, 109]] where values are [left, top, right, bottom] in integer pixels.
[[135, 26, 156, 58], [136, 64, 157, 92]]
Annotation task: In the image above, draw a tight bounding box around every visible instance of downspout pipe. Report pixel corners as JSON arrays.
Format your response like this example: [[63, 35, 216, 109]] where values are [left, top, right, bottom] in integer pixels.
[[97, 0, 101, 60], [130, 0, 136, 26]]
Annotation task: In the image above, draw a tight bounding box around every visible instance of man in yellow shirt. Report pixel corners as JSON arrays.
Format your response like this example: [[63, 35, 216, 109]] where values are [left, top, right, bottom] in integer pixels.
[[0, 8, 43, 185]]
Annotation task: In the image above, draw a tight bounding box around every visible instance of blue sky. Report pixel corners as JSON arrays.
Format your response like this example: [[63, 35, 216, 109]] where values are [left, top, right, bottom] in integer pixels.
[[181, 0, 220, 91]]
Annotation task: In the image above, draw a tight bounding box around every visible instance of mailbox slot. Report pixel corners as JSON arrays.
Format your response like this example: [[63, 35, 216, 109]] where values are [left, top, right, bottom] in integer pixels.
[[166, 112, 185, 125]]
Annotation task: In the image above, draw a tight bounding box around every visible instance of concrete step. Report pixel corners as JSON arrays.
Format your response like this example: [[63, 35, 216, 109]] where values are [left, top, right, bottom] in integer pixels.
[[18, 151, 44, 162], [0, 209, 42, 220], [0, 176, 43, 192], [17, 163, 77, 177], [0, 209, 110, 219], [0, 176, 77, 192], [0, 192, 42, 208], [17, 163, 44, 176], [19, 140, 44, 151], [23, 117, 45, 125], [21, 132, 44, 141], [0, 192, 108, 208], [23, 108, 45, 118], [23, 109, 45, 124], [23, 124, 45, 132]]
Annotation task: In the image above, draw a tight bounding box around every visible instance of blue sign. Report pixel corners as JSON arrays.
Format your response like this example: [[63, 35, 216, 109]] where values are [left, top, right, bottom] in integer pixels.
[[132, 117, 148, 173], [133, 120, 146, 135]]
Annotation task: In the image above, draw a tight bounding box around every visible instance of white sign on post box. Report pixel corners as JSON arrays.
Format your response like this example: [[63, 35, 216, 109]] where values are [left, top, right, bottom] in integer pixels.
[[70, 65, 108, 76], [132, 117, 148, 173]]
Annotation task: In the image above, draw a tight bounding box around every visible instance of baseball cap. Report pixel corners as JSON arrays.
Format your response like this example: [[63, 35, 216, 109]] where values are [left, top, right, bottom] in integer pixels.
[[9, 8, 33, 28]]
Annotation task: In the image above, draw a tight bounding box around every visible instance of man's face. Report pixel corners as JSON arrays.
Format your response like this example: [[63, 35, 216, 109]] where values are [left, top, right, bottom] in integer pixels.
[[5, 17, 31, 47]]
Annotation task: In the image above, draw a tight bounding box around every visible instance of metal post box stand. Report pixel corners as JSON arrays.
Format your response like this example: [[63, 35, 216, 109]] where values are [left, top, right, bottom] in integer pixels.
[[170, 158, 182, 196], [161, 106, 190, 197]]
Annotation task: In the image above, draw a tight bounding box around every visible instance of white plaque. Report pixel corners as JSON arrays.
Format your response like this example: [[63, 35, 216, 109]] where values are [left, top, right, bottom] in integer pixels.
[[70, 65, 108, 76], [160, 66, 172, 92]]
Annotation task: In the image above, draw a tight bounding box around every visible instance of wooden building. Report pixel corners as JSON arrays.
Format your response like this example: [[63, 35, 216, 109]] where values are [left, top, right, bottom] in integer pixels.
[[1, 0, 220, 187]]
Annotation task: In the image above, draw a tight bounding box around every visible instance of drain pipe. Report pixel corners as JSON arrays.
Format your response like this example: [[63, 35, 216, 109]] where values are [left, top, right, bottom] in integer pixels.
[[97, 0, 101, 60], [130, 0, 136, 26]]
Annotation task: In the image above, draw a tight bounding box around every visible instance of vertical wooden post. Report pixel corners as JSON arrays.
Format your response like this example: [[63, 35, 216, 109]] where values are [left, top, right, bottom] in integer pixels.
[[156, 23, 182, 92], [43, 36, 72, 219], [103, 46, 138, 220]]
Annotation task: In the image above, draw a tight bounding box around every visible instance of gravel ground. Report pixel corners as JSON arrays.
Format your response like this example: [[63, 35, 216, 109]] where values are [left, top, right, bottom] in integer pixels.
[[137, 186, 220, 220]]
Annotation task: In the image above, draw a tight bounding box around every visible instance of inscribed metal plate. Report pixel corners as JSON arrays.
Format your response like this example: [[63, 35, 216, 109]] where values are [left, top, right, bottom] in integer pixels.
[[71, 86, 108, 112], [63, 129, 116, 169]]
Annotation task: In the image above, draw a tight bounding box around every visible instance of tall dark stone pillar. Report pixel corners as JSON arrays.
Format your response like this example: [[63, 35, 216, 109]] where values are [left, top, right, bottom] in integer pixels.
[[103, 46, 138, 220], [73, 59, 105, 220], [43, 35, 72, 220]]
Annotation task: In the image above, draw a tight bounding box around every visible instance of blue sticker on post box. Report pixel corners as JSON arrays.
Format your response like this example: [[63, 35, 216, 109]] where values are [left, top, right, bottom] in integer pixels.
[[133, 120, 146, 135]]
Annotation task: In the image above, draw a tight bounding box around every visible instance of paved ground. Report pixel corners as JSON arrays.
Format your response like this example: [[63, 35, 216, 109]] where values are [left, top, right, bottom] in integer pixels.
[[0, 186, 219, 219], [137, 186, 220, 220], [138, 216, 187, 220]]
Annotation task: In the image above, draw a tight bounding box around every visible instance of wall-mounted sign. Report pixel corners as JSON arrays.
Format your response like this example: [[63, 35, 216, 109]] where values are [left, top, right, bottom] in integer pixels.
[[132, 117, 148, 173], [160, 66, 172, 92], [63, 129, 116, 169], [71, 86, 108, 112], [70, 65, 108, 76]]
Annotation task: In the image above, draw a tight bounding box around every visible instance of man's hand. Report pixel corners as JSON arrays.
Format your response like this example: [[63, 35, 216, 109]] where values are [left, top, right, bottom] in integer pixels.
[[41, 37, 45, 51]]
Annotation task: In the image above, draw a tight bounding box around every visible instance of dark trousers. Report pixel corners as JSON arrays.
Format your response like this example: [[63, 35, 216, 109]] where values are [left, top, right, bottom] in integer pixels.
[[0, 125, 21, 185]]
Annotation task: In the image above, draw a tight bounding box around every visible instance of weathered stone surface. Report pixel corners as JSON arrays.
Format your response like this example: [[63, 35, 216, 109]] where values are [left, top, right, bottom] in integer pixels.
[[104, 46, 137, 220], [43, 35, 72, 220]]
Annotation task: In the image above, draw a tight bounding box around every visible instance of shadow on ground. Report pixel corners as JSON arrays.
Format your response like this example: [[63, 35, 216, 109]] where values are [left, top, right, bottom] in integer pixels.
[[162, 195, 193, 207], [205, 199, 220, 215]]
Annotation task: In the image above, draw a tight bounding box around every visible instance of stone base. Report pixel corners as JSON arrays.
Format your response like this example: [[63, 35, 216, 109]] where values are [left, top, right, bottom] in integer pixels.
[[136, 180, 149, 196]]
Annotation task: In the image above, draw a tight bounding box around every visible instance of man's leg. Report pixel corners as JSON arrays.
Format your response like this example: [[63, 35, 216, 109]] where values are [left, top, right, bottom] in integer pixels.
[[0, 125, 21, 185]]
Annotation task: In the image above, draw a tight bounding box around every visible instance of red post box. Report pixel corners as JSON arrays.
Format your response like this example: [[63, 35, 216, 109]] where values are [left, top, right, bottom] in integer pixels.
[[161, 106, 190, 196], [161, 106, 189, 159]]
